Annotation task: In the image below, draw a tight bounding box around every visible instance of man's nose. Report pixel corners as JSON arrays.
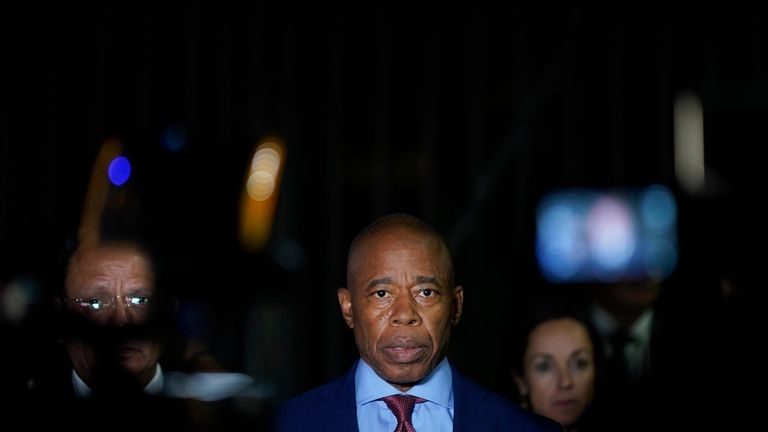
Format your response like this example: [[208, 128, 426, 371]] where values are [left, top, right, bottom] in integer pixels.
[[110, 296, 130, 326], [390, 294, 421, 326]]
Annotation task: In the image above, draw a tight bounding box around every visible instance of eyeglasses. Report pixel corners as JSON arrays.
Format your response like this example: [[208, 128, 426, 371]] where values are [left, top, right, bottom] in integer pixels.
[[63, 295, 153, 313]]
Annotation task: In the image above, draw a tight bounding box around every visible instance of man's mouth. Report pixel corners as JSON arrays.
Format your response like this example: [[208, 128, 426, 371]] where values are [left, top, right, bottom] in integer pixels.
[[382, 345, 426, 363]]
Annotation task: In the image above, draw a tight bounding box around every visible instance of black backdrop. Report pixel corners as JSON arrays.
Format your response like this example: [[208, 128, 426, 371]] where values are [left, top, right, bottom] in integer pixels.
[[2, 0, 765, 403]]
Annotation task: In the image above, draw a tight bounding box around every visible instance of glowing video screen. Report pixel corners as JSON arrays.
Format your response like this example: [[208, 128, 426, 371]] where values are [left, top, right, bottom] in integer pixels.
[[535, 184, 677, 283]]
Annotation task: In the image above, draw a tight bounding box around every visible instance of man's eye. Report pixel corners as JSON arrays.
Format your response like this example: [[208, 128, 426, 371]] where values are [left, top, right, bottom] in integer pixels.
[[375, 290, 387, 298], [421, 289, 434, 297], [127, 296, 151, 306], [84, 299, 107, 310]]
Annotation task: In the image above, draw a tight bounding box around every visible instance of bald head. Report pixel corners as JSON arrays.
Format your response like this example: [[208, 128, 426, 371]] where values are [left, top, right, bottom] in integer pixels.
[[346, 213, 455, 291]]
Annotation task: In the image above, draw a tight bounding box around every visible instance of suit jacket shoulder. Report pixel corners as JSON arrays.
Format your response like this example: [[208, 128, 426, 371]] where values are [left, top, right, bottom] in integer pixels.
[[273, 362, 360, 432], [452, 368, 562, 432]]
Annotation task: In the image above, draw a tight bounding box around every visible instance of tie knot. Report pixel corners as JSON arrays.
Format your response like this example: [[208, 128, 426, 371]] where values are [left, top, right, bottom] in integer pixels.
[[610, 330, 631, 343], [382, 394, 426, 432], [609, 330, 633, 352]]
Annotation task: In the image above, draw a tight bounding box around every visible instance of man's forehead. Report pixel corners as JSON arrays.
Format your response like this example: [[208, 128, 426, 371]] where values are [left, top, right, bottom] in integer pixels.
[[352, 236, 449, 274], [360, 226, 440, 249], [72, 243, 149, 264], [67, 244, 154, 286]]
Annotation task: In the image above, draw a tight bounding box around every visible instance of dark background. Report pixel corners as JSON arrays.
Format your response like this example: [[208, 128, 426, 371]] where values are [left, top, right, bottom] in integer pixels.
[[1, 0, 765, 404]]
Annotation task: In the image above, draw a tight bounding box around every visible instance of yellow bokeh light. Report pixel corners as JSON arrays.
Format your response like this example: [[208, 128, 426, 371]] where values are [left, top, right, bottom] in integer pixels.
[[239, 136, 286, 251]]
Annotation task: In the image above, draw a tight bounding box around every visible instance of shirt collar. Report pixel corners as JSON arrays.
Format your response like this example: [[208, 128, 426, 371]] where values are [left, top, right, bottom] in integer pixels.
[[71, 363, 164, 398], [355, 357, 453, 409], [627, 309, 653, 345], [591, 304, 654, 344], [144, 363, 164, 394]]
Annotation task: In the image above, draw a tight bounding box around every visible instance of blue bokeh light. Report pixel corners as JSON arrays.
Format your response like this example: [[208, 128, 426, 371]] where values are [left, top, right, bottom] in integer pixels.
[[108, 156, 131, 186]]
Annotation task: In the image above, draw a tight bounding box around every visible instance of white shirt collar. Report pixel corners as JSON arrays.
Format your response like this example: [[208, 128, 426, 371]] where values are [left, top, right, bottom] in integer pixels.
[[71, 363, 164, 398], [591, 303, 654, 343]]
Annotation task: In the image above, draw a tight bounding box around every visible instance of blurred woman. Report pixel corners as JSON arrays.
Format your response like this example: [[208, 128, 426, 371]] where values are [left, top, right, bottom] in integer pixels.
[[511, 307, 600, 431]]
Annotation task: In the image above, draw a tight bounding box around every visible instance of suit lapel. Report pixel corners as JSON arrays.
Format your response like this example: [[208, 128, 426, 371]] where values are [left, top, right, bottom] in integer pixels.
[[320, 361, 360, 432], [452, 369, 494, 432]]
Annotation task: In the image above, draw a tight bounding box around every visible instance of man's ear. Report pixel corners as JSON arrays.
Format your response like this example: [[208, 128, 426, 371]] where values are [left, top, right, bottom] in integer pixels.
[[337, 287, 354, 329], [451, 285, 464, 325]]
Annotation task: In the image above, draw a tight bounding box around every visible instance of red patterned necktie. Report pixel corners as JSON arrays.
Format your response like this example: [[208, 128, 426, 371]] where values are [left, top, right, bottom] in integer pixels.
[[382, 394, 426, 432]]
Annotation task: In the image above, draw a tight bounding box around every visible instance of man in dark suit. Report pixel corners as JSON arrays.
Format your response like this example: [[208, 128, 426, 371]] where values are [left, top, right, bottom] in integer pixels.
[[275, 213, 560, 431]]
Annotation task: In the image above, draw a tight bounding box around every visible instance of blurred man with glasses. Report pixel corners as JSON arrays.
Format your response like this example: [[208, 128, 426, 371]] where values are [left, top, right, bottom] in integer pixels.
[[58, 239, 166, 396], [20, 231, 271, 431], [21, 235, 245, 431], [17, 236, 189, 430]]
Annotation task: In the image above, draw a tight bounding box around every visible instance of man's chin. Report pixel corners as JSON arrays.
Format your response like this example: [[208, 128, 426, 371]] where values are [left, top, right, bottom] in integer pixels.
[[379, 363, 432, 386], [115, 351, 153, 374]]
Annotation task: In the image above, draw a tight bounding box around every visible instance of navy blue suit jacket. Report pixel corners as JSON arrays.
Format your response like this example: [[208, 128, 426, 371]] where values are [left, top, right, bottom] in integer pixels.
[[274, 360, 561, 431]]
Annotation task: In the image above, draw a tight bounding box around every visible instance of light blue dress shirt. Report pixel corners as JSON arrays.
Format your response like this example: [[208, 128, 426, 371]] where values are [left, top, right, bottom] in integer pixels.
[[355, 357, 454, 432]]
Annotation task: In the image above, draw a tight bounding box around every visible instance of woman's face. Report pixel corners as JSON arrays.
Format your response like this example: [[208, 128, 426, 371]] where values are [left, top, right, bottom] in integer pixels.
[[517, 318, 595, 428]]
